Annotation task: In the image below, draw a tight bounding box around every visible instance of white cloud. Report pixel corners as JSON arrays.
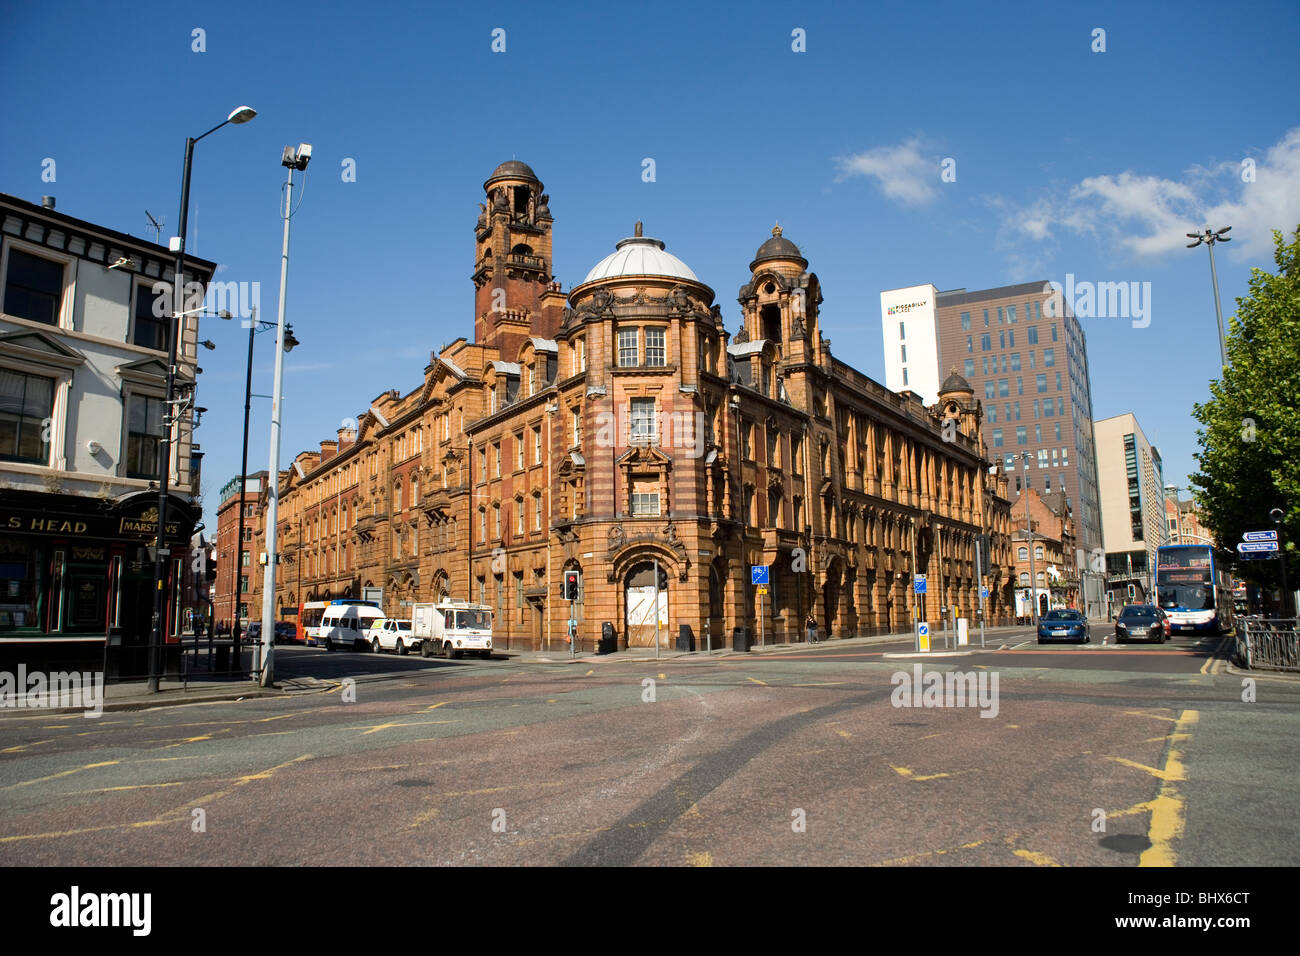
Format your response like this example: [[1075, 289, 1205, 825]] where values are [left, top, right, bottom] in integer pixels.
[[834, 137, 939, 206], [999, 127, 1300, 261]]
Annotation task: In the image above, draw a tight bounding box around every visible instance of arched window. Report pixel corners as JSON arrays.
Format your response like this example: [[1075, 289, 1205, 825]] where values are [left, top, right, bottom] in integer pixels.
[[515, 496, 525, 535], [411, 476, 420, 506], [1035, 546, 1044, 560], [1019, 572, 1030, 585], [533, 491, 543, 531], [1018, 547, 1028, 560]]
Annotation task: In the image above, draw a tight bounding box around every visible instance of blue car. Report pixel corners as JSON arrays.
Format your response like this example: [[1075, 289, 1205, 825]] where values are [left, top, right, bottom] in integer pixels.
[[1037, 608, 1091, 644]]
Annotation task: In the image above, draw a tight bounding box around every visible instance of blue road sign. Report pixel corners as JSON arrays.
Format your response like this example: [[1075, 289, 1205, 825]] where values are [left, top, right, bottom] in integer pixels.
[[981, 586, 989, 599], [751, 565, 769, 586], [1243, 530, 1278, 542], [1238, 550, 1277, 561], [918, 622, 929, 638], [1238, 541, 1278, 552], [914, 574, 927, 595]]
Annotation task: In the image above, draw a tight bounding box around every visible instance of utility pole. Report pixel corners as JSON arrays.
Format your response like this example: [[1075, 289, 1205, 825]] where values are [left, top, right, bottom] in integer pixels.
[[1024, 453, 1038, 627]]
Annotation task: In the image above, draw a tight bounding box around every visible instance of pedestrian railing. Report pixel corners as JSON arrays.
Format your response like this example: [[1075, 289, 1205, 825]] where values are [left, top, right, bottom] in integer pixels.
[[1237, 618, 1300, 672]]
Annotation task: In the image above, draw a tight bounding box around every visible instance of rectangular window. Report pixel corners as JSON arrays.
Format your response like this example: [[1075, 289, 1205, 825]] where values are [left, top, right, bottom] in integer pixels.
[[1035, 424, 1042, 443], [1033, 399, 1040, 418], [494, 443, 501, 477], [534, 494, 542, 532], [576, 337, 587, 374], [966, 335, 973, 354], [1007, 305, 1017, 324], [902, 367, 909, 386], [1014, 401, 1021, 420], [983, 309, 989, 327], [960, 311, 970, 330], [1008, 329, 1015, 347], [533, 427, 542, 464], [899, 321, 906, 340], [1055, 422, 1062, 441], [0, 368, 54, 464], [631, 475, 660, 516], [1056, 372, 1063, 391], [1044, 397, 1054, 416], [988, 405, 997, 423], [1038, 449, 1049, 468], [517, 499, 525, 535], [1051, 324, 1059, 342], [493, 505, 500, 539], [992, 428, 1003, 448], [982, 357, 989, 375], [900, 344, 907, 363], [132, 282, 170, 352], [516, 432, 525, 470], [1044, 348, 1055, 367], [963, 359, 974, 377], [630, 397, 656, 441], [3, 248, 64, 325], [618, 329, 639, 367], [1016, 426, 1027, 445], [645, 327, 666, 366], [998, 378, 1009, 398], [1036, 374, 1047, 394], [980, 334, 991, 352], [572, 408, 581, 445], [1008, 352, 1020, 372], [126, 393, 165, 479], [999, 331, 1006, 349], [984, 381, 995, 400]]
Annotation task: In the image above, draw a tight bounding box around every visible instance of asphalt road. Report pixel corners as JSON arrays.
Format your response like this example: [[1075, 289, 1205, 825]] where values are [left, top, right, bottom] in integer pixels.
[[1, 629, 1296, 867]]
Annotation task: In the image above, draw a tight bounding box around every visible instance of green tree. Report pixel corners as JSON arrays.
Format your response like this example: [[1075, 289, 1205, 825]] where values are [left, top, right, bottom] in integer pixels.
[[1191, 226, 1300, 598]]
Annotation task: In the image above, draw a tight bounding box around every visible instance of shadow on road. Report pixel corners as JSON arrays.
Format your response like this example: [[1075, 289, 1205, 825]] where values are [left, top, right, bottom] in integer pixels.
[[274, 646, 481, 681]]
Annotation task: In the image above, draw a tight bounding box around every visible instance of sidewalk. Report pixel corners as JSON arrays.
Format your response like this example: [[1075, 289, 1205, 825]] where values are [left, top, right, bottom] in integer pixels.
[[501, 624, 1025, 664]]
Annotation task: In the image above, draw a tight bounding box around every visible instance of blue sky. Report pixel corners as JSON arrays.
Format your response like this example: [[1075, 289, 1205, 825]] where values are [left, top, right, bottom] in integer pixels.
[[3, 0, 1298, 532]]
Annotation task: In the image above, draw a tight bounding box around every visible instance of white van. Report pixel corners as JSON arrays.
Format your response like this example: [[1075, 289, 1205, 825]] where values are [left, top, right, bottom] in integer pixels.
[[412, 602, 493, 659], [320, 601, 385, 652]]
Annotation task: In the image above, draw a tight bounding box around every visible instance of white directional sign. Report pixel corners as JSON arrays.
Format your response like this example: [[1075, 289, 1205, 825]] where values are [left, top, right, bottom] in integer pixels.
[[1238, 541, 1278, 552], [1243, 530, 1278, 542]]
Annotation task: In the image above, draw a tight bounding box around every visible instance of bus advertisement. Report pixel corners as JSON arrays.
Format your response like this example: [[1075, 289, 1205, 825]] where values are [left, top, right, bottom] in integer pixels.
[[1156, 544, 1234, 635]]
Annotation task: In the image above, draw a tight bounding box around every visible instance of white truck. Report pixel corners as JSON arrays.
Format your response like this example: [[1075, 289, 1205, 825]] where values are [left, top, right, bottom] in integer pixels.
[[412, 601, 494, 660]]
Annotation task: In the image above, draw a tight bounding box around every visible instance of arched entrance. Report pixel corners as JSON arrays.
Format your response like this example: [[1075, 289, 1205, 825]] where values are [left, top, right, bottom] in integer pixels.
[[822, 556, 843, 638], [432, 569, 450, 603], [624, 561, 669, 649]]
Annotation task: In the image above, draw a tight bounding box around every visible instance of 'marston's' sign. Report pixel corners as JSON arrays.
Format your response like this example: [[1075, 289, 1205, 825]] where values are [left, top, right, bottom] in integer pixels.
[[2, 495, 191, 543]]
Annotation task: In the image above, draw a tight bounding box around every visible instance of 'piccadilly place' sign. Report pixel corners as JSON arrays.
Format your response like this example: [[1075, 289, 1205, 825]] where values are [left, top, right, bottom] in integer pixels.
[[3, 503, 187, 543]]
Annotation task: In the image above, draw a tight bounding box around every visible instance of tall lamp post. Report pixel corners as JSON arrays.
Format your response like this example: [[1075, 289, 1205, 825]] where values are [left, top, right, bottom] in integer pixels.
[[1186, 226, 1232, 367], [1271, 508, 1291, 617], [148, 106, 256, 694], [225, 306, 297, 672], [1022, 451, 1038, 626], [258, 143, 312, 687]]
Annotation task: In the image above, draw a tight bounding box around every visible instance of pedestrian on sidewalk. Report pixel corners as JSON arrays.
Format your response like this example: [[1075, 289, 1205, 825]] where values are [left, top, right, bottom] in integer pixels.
[[805, 614, 819, 644]]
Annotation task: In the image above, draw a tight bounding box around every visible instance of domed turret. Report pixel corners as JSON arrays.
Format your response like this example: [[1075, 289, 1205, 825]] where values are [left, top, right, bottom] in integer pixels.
[[579, 222, 699, 285], [750, 224, 807, 271]]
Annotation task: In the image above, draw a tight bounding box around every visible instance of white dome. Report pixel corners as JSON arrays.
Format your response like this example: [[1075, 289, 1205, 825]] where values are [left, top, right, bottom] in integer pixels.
[[582, 235, 698, 284]]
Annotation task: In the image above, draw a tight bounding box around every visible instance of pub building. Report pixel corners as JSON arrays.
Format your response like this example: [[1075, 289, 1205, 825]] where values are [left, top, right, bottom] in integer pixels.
[[0, 491, 199, 676], [1, 191, 214, 679]]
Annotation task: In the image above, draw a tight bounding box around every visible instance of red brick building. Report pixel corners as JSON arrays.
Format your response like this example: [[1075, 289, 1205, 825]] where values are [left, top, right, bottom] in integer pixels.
[[235, 162, 1017, 650]]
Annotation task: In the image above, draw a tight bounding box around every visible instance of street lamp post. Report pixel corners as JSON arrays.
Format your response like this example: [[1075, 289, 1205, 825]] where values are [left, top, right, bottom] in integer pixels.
[[147, 105, 256, 694], [1023, 452, 1038, 626], [1272, 508, 1291, 617], [226, 305, 297, 673], [258, 144, 312, 688], [1186, 226, 1232, 367]]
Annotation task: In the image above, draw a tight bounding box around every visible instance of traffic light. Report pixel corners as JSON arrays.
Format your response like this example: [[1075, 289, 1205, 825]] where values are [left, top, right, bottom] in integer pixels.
[[1127, 583, 1136, 600], [563, 570, 580, 601]]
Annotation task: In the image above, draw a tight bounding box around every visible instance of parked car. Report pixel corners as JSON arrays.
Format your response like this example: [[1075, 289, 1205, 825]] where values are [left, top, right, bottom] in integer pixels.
[[369, 619, 415, 654], [1115, 604, 1168, 644], [244, 622, 262, 643], [274, 621, 298, 644], [1037, 608, 1091, 644]]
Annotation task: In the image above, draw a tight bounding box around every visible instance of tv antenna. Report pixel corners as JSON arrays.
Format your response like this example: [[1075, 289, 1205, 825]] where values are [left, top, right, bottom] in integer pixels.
[[145, 210, 165, 243]]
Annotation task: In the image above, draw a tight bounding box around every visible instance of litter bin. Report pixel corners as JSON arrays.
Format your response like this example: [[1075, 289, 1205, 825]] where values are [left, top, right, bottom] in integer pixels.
[[732, 627, 751, 652], [676, 624, 695, 652], [599, 621, 618, 655]]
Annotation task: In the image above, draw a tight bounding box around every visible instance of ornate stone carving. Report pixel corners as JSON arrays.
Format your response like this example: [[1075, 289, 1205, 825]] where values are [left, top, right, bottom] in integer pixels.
[[607, 525, 625, 551], [733, 325, 749, 344]]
